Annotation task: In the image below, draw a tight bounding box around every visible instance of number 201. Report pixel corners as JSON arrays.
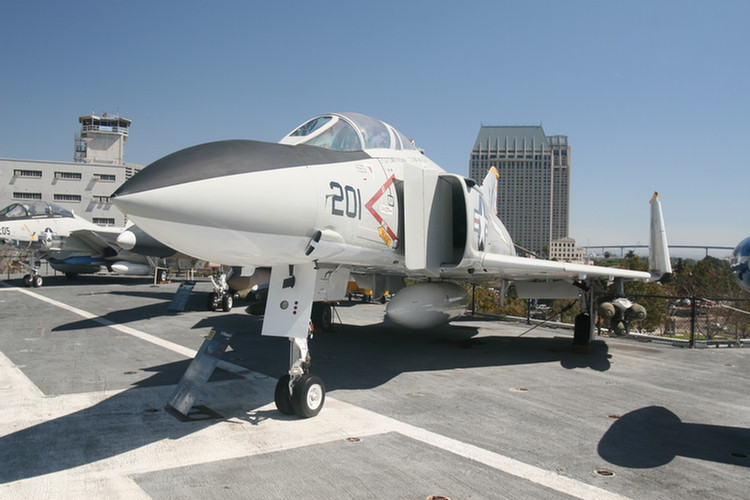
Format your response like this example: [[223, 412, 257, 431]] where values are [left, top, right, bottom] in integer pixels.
[[329, 181, 361, 219]]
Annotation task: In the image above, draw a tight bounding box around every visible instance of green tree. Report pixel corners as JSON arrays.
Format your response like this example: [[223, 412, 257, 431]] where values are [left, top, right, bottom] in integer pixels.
[[466, 284, 527, 317], [668, 256, 748, 298]]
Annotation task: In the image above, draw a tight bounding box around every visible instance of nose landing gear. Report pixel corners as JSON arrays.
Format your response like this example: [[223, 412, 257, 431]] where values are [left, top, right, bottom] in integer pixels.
[[274, 334, 326, 418]]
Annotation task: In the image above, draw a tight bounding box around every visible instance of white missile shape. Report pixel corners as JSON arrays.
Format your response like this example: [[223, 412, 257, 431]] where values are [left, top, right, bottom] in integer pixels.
[[110, 261, 152, 276], [386, 282, 470, 329]]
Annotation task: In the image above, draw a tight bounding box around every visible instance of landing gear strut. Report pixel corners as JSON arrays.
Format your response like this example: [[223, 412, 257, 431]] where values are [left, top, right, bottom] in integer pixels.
[[274, 330, 326, 418], [207, 272, 233, 312]]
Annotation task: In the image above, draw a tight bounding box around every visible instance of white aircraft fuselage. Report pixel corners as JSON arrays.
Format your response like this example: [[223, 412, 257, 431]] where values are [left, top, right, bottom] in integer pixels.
[[114, 142, 511, 278]]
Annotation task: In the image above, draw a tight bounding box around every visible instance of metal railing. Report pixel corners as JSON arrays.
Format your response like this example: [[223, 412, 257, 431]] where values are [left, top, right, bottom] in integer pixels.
[[612, 294, 750, 348]]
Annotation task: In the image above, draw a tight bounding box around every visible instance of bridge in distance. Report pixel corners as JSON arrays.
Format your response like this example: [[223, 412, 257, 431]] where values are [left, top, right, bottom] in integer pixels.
[[583, 244, 734, 258]]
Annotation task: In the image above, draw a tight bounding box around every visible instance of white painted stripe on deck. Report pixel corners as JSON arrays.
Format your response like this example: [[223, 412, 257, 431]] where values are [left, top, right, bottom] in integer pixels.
[[386, 416, 632, 500]]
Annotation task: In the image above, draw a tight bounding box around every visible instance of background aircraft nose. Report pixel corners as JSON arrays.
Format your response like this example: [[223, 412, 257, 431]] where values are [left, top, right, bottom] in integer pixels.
[[116, 230, 136, 250], [731, 236, 750, 292]]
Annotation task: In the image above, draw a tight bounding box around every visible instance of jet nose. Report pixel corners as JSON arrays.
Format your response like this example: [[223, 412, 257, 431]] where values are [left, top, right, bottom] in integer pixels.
[[112, 139, 296, 225], [111, 138, 370, 264], [113, 140, 280, 198], [112, 139, 369, 198]]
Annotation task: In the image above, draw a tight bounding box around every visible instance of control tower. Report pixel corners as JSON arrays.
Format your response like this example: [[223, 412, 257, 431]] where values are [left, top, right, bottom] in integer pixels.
[[74, 112, 131, 165]]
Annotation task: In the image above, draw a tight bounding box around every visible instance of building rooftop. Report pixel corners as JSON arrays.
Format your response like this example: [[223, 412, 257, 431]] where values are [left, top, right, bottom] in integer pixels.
[[473, 125, 568, 151], [473, 125, 548, 151]]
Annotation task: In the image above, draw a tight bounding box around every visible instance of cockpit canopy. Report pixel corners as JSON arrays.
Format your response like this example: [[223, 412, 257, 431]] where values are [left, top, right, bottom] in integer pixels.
[[279, 112, 417, 152], [0, 201, 73, 220]]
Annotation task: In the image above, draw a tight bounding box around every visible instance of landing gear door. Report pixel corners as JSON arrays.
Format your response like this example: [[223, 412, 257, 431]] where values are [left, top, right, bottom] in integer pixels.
[[403, 164, 440, 276], [262, 264, 316, 339], [403, 166, 468, 275]]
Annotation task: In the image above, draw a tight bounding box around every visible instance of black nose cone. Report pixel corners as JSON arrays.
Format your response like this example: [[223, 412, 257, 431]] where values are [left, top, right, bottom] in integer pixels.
[[113, 140, 370, 198]]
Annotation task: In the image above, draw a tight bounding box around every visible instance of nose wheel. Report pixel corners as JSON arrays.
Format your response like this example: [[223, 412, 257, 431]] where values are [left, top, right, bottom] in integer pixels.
[[274, 373, 326, 418]]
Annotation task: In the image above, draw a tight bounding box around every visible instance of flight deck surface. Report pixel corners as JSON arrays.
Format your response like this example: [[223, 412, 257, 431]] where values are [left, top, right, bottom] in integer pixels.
[[0, 276, 747, 499]]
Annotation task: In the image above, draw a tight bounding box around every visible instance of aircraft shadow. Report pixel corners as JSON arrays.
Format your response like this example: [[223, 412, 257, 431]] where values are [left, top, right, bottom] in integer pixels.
[[313, 324, 611, 391], [189, 316, 614, 392], [598, 406, 750, 468], [51, 301, 180, 332], [49, 290, 221, 332], [0, 361, 255, 485]]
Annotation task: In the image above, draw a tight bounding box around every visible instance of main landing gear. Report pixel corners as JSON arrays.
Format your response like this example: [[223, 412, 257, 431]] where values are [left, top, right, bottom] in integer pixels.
[[274, 332, 326, 418], [22, 272, 43, 288], [21, 252, 43, 288], [207, 272, 233, 312], [572, 280, 595, 354]]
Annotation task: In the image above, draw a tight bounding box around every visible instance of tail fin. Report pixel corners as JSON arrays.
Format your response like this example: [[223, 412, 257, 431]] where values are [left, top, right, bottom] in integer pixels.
[[649, 192, 672, 278], [481, 166, 499, 214]]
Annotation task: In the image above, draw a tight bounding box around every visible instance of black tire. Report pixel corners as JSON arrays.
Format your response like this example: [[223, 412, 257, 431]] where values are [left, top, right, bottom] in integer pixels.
[[573, 313, 591, 345], [207, 292, 219, 311], [157, 269, 168, 283], [311, 302, 332, 332], [32, 275, 43, 288], [22, 274, 32, 287], [274, 374, 295, 415], [221, 293, 233, 312], [290, 373, 326, 418]]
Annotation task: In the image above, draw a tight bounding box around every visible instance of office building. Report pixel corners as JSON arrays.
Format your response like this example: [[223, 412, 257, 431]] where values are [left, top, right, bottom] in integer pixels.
[[549, 237, 587, 264], [0, 113, 142, 226], [469, 125, 570, 256]]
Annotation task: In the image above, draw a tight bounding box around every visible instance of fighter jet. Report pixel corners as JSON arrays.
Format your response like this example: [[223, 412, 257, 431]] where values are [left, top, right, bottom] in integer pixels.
[[0, 200, 174, 286], [112, 112, 671, 418]]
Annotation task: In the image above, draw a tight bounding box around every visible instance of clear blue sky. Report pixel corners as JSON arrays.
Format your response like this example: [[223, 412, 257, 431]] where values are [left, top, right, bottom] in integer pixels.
[[1, 1, 748, 255]]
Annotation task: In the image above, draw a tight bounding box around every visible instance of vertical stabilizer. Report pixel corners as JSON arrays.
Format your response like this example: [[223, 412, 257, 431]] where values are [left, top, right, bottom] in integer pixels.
[[649, 192, 672, 277], [481, 166, 499, 214]]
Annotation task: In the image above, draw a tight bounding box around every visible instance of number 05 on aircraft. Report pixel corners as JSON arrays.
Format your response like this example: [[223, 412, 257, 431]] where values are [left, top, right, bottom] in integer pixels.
[[112, 112, 671, 418]]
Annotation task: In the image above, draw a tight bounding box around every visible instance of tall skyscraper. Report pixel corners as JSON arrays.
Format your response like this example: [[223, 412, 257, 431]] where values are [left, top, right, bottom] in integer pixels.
[[469, 125, 570, 256]]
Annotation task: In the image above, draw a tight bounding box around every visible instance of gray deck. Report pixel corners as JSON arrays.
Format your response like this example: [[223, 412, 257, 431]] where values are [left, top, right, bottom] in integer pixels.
[[0, 275, 747, 499]]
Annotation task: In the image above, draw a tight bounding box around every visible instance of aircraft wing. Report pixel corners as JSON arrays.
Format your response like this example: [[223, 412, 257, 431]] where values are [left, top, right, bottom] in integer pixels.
[[472, 191, 668, 284], [69, 227, 124, 255], [479, 253, 651, 281]]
